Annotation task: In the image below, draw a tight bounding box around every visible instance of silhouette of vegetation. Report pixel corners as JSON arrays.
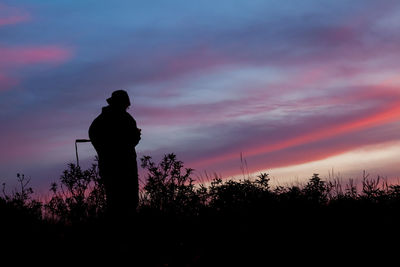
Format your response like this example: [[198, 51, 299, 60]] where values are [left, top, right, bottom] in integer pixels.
[[140, 154, 206, 215], [1, 153, 399, 265], [45, 162, 106, 223], [1, 173, 42, 219]]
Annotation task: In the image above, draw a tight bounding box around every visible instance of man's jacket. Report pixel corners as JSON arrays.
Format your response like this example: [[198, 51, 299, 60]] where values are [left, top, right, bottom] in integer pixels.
[[89, 106, 141, 161]]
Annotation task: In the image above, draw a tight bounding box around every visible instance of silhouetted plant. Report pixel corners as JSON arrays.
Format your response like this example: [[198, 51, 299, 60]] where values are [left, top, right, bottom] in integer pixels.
[[255, 172, 270, 190], [205, 172, 272, 215], [1, 173, 42, 220], [273, 185, 304, 208], [360, 171, 384, 203], [2, 154, 400, 265], [35, 156, 400, 223], [45, 163, 105, 223], [343, 178, 358, 200], [302, 173, 328, 205], [140, 153, 199, 215], [385, 184, 400, 208]]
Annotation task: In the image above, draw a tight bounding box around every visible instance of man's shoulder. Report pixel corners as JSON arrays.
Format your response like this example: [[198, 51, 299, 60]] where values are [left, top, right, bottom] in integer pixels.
[[123, 111, 136, 122]]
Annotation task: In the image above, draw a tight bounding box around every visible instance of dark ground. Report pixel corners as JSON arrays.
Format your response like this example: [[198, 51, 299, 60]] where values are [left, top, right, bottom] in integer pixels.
[[2, 206, 399, 266]]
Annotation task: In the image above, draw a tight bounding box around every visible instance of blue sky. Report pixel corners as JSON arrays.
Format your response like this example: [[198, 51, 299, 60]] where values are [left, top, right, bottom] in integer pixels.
[[1, 0, 400, 193]]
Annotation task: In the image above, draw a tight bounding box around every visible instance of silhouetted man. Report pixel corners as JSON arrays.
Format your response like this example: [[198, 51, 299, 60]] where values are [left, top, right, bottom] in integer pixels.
[[89, 90, 141, 223]]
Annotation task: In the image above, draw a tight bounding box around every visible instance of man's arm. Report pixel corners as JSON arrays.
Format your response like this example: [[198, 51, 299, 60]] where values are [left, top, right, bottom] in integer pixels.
[[132, 119, 141, 146], [125, 114, 141, 147]]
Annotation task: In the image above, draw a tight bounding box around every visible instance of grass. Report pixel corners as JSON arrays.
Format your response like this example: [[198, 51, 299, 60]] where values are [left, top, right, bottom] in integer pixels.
[[1, 153, 399, 266]]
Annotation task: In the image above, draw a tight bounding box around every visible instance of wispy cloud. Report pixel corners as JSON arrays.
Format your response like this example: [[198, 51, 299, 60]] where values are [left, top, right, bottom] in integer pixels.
[[0, 3, 30, 27], [0, 46, 71, 67]]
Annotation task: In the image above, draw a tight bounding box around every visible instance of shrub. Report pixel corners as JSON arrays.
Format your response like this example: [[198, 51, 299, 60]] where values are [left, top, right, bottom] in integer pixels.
[[139, 153, 200, 215], [45, 163, 106, 223], [1, 173, 42, 220]]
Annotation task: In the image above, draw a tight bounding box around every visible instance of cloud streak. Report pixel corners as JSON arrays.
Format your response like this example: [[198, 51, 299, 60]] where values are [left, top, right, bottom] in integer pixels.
[[0, 3, 30, 27], [0, 46, 71, 67]]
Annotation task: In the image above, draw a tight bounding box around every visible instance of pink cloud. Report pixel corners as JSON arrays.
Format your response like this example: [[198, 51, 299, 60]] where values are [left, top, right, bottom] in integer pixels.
[[0, 3, 30, 27], [210, 130, 400, 180], [183, 74, 400, 173], [189, 99, 400, 169], [0, 14, 30, 26], [0, 46, 73, 91], [0, 46, 72, 67]]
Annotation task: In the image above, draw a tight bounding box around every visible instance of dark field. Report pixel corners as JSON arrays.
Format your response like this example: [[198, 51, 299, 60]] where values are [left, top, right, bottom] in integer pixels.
[[1, 154, 399, 266]]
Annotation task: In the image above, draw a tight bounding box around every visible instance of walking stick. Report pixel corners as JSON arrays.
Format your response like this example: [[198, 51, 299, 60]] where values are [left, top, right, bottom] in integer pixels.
[[75, 139, 91, 167]]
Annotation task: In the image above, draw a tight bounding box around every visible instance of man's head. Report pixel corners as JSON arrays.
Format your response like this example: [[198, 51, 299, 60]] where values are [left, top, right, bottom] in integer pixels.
[[106, 90, 131, 110]]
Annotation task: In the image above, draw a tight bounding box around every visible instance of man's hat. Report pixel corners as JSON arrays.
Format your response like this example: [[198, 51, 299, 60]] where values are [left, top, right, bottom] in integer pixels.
[[106, 90, 131, 106]]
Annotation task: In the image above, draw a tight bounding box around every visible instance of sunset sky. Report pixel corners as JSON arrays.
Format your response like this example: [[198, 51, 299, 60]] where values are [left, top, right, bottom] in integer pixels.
[[1, 1, 399, 193]]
